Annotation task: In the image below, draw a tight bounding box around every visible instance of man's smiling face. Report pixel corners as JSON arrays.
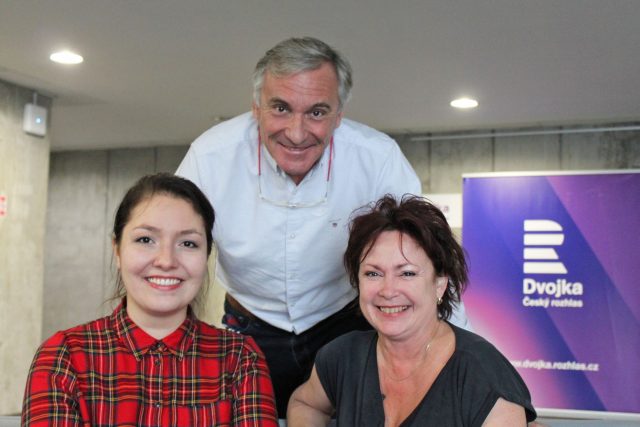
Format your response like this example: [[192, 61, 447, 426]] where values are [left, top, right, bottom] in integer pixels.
[[252, 62, 343, 185]]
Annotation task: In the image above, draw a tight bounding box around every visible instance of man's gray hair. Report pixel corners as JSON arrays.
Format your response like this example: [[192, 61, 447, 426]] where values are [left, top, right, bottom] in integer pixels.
[[252, 37, 353, 111]]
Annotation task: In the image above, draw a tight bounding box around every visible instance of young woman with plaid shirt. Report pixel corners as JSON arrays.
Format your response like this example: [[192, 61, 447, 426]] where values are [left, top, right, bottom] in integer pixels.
[[22, 174, 277, 426]]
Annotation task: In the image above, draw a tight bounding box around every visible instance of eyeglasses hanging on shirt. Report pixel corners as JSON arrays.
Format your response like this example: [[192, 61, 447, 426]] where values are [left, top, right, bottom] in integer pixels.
[[257, 133, 333, 208]]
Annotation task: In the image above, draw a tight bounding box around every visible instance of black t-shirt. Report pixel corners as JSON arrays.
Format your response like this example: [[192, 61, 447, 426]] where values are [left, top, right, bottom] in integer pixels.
[[315, 323, 536, 426]]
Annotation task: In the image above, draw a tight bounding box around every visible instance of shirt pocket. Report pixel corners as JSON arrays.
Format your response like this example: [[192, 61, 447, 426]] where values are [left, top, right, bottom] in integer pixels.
[[174, 399, 232, 427]]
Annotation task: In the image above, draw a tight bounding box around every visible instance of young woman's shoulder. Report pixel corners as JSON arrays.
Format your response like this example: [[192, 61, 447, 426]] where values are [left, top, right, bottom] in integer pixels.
[[41, 314, 114, 351], [195, 321, 265, 357]]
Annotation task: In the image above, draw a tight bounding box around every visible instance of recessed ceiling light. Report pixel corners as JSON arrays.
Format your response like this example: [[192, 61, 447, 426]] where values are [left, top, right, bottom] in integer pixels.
[[450, 97, 478, 109], [50, 50, 84, 65]]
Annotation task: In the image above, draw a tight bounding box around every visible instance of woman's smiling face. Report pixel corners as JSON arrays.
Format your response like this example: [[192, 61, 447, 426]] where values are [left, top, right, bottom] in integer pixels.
[[358, 230, 447, 342], [114, 194, 208, 329]]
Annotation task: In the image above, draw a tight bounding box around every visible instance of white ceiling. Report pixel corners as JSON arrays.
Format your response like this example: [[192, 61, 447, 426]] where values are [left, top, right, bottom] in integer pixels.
[[1, 0, 639, 151]]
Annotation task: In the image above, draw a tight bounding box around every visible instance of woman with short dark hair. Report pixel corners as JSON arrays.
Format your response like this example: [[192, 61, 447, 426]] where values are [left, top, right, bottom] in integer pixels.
[[288, 195, 536, 426]]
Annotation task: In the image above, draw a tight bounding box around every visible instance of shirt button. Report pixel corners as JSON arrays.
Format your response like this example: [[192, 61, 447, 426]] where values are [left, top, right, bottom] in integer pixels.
[[154, 357, 160, 365], [289, 233, 296, 239], [155, 402, 161, 408]]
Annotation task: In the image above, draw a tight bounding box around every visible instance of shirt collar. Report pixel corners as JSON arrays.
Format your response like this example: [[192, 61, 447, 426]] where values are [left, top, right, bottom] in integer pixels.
[[112, 299, 197, 361]]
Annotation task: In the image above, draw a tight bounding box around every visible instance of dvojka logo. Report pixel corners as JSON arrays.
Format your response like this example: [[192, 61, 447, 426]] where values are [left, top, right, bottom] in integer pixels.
[[521, 219, 584, 309], [523, 219, 567, 274]]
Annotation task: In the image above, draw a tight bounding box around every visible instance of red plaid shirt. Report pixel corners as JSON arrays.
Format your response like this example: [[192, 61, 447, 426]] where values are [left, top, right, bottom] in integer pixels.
[[22, 303, 277, 426]]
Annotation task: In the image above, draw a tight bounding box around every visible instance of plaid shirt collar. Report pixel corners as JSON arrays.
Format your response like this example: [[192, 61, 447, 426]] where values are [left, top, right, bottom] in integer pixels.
[[112, 299, 197, 361]]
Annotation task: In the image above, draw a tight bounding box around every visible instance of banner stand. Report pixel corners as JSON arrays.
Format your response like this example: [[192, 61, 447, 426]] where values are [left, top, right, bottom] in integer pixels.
[[462, 170, 640, 420]]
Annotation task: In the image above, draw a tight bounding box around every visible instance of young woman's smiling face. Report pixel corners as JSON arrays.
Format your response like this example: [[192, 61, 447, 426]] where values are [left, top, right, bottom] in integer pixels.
[[114, 194, 208, 330], [358, 230, 447, 342]]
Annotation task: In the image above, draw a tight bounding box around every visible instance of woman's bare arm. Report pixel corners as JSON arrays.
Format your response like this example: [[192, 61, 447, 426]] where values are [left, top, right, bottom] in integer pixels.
[[287, 366, 334, 427], [483, 398, 527, 426]]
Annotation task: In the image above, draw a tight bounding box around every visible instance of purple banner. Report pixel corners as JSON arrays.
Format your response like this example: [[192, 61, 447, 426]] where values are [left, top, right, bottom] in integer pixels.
[[462, 171, 640, 414]]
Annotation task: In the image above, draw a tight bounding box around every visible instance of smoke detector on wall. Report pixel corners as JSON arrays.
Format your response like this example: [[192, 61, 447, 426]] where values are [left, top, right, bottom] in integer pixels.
[[23, 93, 48, 137]]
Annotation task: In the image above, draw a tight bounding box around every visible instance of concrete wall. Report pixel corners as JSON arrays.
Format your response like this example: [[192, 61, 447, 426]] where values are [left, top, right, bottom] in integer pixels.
[[392, 126, 640, 194], [0, 79, 51, 414]]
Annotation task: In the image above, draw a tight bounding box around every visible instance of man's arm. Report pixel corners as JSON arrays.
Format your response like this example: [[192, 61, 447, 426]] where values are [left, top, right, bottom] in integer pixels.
[[287, 366, 333, 427], [375, 141, 422, 196], [175, 145, 201, 186]]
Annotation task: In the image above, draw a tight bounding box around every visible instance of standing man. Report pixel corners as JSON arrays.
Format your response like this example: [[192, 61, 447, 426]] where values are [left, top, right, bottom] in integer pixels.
[[177, 37, 470, 416]]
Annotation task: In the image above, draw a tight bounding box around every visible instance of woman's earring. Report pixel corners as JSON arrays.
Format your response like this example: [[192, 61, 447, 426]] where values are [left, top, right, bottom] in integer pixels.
[[437, 296, 443, 305]]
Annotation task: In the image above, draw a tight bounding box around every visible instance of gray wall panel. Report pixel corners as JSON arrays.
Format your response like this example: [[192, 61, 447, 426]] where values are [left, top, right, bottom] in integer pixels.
[[562, 131, 638, 170], [43, 151, 109, 339], [430, 138, 493, 193], [495, 134, 560, 171], [156, 145, 189, 173], [395, 135, 431, 192]]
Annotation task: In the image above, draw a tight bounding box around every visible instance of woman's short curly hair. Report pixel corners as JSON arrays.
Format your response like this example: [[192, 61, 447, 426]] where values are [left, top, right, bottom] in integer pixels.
[[344, 194, 468, 320]]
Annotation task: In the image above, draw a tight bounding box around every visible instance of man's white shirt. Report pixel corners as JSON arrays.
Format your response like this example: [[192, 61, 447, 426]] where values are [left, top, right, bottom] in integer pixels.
[[177, 112, 470, 333]]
